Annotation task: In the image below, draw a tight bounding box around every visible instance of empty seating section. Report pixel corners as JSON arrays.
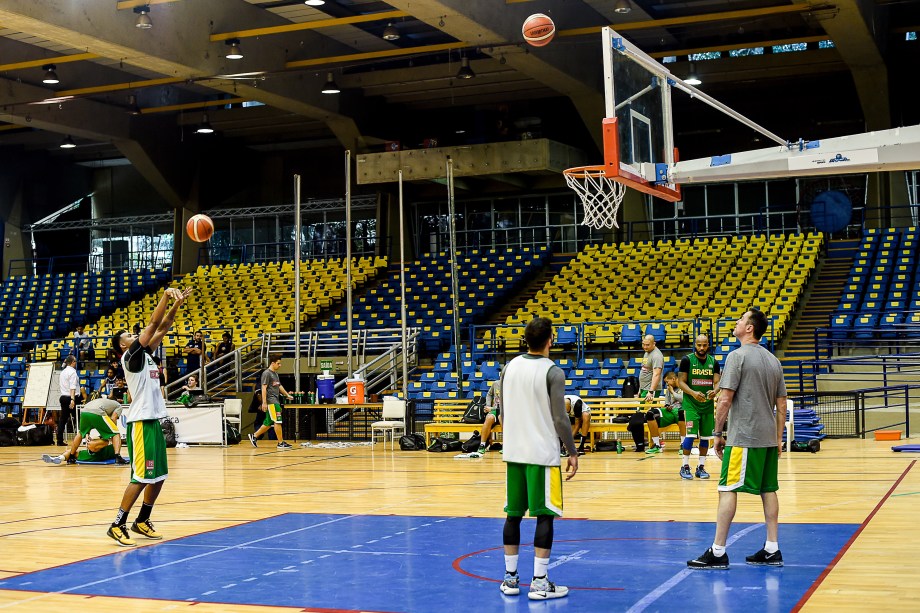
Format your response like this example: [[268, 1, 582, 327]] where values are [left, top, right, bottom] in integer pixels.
[[832, 227, 918, 338], [320, 247, 548, 351], [43, 257, 385, 380], [0, 267, 169, 411]]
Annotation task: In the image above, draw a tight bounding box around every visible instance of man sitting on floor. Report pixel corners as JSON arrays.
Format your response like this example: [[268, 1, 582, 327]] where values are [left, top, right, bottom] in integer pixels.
[[42, 398, 128, 465]]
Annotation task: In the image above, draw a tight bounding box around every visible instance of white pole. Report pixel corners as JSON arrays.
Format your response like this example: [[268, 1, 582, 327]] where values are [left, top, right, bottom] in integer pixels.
[[446, 158, 463, 384], [345, 150, 353, 379], [398, 171, 408, 399], [294, 174, 302, 394]]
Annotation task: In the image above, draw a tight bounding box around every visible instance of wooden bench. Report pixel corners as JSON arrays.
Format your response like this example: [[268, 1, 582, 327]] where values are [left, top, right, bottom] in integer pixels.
[[424, 399, 500, 446]]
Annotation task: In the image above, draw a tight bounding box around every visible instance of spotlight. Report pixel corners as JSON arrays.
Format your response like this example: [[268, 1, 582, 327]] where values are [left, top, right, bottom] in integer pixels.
[[456, 57, 475, 79], [305, 0, 326, 5], [127, 94, 142, 115], [60, 135, 76, 149], [196, 113, 215, 134], [42, 64, 60, 85], [321, 72, 340, 94], [225, 39, 243, 60], [382, 23, 400, 41], [685, 63, 702, 86], [614, 0, 632, 14], [134, 5, 153, 29]]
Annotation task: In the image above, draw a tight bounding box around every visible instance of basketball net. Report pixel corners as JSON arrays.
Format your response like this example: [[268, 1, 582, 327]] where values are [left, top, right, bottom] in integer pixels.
[[564, 167, 625, 230]]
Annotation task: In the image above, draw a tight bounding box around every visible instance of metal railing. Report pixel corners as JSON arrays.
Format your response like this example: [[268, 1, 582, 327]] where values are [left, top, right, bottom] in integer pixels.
[[201, 237, 388, 266], [164, 337, 265, 400], [813, 325, 920, 360], [797, 353, 920, 393], [8, 251, 173, 277], [790, 386, 913, 438]]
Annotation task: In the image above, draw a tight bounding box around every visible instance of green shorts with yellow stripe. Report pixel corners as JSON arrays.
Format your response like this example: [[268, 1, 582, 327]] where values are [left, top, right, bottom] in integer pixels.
[[79, 412, 118, 440], [718, 446, 779, 495], [127, 420, 169, 484], [504, 462, 564, 517], [263, 403, 283, 426], [77, 445, 116, 463]]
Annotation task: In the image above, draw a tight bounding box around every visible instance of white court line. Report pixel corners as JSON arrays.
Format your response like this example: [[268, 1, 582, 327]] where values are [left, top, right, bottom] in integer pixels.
[[625, 523, 763, 613], [0, 514, 358, 611]]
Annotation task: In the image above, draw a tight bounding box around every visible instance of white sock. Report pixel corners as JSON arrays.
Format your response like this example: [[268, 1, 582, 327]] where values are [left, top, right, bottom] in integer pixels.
[[764, 541, 779, 554], [698, 456, 706, 466], [652, 436, 660, 446], [504, 554, 518, 574], [711, 544, 726, 557], [682, 454, 689, 466], [533, 556, 549, 579]]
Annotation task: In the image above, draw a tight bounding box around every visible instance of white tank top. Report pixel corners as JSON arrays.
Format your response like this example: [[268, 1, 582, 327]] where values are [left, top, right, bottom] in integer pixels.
[[122, 342, 167, 423], [501, 354, 560, 467]]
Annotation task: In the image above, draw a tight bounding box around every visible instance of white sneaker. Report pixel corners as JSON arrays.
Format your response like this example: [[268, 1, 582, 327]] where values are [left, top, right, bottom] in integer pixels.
[[248, 434, 257, 447], [528, 576, 568, 600], [42, 454, 63, 465]]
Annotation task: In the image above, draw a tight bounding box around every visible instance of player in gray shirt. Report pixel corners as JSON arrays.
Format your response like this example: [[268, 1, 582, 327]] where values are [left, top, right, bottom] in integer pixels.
[[689, 309, 788, 570], [248, 354, 294, 449], [638, 335, 664, 398]]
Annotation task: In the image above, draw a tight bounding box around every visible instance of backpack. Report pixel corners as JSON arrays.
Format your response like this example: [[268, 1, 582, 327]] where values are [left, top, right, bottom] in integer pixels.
[[789, 439, 821, 453], [428, 436, 463, 452], [16, 424, 54, 446], [461, 396, 488, 424], [224, 420, 241, 445], [160, 418, 177, 448], [621, 376, 640, 399], [0, 417, 21, 447], [398, 433, 426, 451], [461, 431, 482, 453]]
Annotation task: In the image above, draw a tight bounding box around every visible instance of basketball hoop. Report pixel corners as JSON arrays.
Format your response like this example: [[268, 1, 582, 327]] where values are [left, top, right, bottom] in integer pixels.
[[564, 165, 626, 230]]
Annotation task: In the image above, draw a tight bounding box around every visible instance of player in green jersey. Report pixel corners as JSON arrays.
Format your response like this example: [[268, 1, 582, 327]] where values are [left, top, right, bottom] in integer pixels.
[[677, 334, 721, 480]]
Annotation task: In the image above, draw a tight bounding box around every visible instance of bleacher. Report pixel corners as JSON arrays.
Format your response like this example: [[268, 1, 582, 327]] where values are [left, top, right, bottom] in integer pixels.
[[831, 227, 919, 338], [319, 246, 548, 351]]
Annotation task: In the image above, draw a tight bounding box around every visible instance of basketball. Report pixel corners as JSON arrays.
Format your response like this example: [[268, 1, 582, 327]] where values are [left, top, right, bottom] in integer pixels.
[[186, 214, 214, 242], [522, 13, 555, 47]]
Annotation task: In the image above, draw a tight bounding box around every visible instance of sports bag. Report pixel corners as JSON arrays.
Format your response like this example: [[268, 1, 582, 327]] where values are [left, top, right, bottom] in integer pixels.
[[160, 418, 177, 448], [399, 433, 426, 451], [428, 436, 463, 452], [789, 439, 820, 453], [461, 431, 482, 453], [224, 420, 241, 445], [621, 376, 640, 399], [461, 395, 488, 424], [16, 424, 54, 446]]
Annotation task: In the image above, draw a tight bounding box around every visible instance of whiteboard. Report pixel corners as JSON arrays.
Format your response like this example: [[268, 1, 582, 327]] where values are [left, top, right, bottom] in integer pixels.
[[23, 361, 59, 410]]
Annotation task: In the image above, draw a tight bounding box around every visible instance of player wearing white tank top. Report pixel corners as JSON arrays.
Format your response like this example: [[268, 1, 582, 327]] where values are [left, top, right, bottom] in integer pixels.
[[106, 286, 192, 548]]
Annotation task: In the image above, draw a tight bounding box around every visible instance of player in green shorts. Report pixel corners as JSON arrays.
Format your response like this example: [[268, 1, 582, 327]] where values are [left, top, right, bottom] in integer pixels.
[[642, 372, 687, 454], [248, 354, 294, 449], [677, 335, 721, 480], [472, 382, 502, 457], [42, 398, 128, 465]]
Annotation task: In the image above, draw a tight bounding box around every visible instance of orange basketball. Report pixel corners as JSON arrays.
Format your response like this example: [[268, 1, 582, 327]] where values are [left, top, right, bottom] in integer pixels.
[[186, 214, 214, 242], [522, 13, 555, 47]]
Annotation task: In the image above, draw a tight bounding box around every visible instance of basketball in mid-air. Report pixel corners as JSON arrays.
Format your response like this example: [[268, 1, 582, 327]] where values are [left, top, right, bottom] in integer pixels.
[[522, 13, 555, 47], [186, 214, 214, 242]]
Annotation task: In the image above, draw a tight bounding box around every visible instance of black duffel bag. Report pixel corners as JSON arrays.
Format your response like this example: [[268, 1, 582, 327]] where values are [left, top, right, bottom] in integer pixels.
[[399, 433, 427, 450]]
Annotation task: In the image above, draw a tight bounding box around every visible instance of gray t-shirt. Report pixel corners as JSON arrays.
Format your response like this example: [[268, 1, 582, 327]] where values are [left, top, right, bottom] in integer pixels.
[[261, 369, 282, 405], [718, 343, 787, 448], [639, 348, 664, 391]]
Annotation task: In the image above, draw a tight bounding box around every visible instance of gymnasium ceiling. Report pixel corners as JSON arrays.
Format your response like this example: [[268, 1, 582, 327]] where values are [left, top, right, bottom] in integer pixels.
[[0, 0, 918, 206]]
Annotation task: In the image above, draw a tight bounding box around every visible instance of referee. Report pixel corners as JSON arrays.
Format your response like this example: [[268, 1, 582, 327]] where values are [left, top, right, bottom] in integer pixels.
[[57, 355, 81, 446]]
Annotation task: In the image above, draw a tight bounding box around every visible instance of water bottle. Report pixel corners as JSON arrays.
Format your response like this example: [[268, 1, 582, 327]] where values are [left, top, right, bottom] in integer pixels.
[[616, 440, 623, 454], [123, 392, 128, 404]]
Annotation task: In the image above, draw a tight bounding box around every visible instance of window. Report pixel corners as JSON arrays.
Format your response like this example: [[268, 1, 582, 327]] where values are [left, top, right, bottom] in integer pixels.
[[907, 32, 917, 41], [662, 56, 677, 63], [729, 47, 764, 57], [818, 40, 835, 49], [688, 51, 721, 61], [772, 42, 808, 54]]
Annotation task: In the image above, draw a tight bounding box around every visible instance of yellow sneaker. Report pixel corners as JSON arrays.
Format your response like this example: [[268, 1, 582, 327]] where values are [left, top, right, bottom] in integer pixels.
[[130, 519, 163, 540], [107, 524, 136, 547]]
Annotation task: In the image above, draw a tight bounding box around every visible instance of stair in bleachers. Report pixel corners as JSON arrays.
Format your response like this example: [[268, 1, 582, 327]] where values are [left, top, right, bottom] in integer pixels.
[[482, 252, 574, 329], [779, 241, 854, 392]]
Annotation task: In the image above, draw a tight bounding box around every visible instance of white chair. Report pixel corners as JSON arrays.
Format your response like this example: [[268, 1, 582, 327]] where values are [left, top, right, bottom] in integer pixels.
[[223, 399, 243, 446], [371, 399, 407, 450]]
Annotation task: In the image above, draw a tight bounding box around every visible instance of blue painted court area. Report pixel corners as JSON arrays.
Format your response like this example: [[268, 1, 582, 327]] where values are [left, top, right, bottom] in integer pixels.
[[1, 514, 855, 612]]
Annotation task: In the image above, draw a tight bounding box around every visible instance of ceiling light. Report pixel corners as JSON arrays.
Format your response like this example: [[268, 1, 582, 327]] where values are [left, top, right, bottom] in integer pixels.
[[225, 39, 243, 60], [382, 23, 400, 41], [196, 113, 215, 134], [60, 135, 76, 149], [456, 57, 475, 79], [304, 0, 325, 5], [134, 5, 153, 29], [127, 95, 142, 115], [685, 63, 702, 86], [614, 0, 632, 14], [42, 64, 59, 85], [321, 72, 340, 94]]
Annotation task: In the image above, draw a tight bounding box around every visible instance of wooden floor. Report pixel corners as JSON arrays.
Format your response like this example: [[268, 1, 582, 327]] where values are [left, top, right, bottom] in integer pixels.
[[0, 436, 917, 612]]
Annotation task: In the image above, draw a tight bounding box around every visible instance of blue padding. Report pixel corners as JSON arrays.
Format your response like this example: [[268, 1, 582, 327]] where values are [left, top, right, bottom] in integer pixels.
[[806, 140, 821, 149], [710, 154, 731, 167], [892, 445, 920, 452], [75, 458, 117, 465]]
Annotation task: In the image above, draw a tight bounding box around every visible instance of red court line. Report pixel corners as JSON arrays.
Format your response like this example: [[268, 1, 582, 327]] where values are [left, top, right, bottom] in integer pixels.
[[792, 459, 916, 611]]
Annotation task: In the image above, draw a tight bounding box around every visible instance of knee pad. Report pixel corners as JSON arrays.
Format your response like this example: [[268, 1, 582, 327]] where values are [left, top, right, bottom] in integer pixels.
[[534, 515, 554, 550], [681, 437, 695, 451], [677, 410, 685, 421], [503, 516, 523, 546], [699, 438, 711, 449], [645, 410, 657, 421]]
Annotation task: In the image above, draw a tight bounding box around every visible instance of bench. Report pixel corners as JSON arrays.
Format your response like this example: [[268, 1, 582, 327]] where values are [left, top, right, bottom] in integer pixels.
[[424, 399, 500, 446]]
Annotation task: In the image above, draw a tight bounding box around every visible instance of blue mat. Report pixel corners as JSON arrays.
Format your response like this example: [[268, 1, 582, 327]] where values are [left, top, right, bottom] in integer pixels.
[[892, 444, 920, 452], [0, 513, 857, 612]]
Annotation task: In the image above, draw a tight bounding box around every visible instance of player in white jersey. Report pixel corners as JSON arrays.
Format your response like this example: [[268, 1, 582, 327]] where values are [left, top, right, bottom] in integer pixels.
[[106, 286, 191, 547]]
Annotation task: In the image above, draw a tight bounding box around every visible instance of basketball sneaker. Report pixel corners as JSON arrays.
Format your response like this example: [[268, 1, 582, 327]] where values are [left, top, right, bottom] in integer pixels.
[[42, 454, 63, 465], [695, 466, 710, 479], [680, 465, 693, 480], [248, 433, 257, 447], [277, 441, 293, 450], [528, 576, 569, 600], [687, 547, 729, 569], [745, 548, 784, 566], [477, 443, 488, 455], [107, 524, 136, 547], [500, 571, 520, 595], [115, 455, 129, 465], [645, 445, 662, 454], [131, 519, 163, 540]]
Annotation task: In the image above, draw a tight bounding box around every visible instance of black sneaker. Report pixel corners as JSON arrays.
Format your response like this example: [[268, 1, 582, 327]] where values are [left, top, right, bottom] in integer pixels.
[[277, 441, 293, 450], [248, 433, 257, 448], [746, 548, 783, 566], [65, 455, 77, 465], [115, 455, 129, 465], [687, 547, 729, 569]]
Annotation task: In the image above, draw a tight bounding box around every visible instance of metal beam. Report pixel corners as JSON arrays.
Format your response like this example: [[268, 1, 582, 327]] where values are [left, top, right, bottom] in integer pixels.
[[0, 52, 99, 72], [211, 10, 410, 42]]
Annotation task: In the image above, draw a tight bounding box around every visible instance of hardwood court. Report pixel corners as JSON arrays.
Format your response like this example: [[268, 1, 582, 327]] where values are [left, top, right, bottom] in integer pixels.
[[0, 437, 916, 612]]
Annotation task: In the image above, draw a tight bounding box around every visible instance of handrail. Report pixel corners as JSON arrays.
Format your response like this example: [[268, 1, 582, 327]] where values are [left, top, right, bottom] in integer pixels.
[[164, 336, 263, 399], [797, 352, 920, 393], [813, 324, 920, 360]]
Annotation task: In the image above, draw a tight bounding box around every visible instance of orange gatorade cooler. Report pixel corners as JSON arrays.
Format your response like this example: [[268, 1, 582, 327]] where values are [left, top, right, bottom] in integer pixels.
[[347, 379, 365, 404]]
